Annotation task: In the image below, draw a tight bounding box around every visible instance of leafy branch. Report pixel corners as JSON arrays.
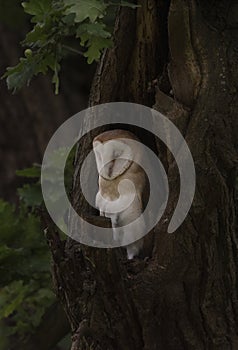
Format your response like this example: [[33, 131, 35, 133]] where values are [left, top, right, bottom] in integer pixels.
[[3, 0, 139, 94], [0, 148, 75, 345]]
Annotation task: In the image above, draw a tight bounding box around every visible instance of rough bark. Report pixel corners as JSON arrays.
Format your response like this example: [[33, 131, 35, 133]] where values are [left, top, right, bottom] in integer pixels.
[[48, 1, 238, 349]]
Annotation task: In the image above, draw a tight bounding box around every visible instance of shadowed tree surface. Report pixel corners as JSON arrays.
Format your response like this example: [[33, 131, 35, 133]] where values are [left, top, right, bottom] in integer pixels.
[[47, 1, 238, 349]]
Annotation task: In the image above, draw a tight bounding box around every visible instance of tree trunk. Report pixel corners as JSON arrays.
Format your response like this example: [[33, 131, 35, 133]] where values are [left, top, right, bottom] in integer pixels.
[[48, 1, 238, 349]]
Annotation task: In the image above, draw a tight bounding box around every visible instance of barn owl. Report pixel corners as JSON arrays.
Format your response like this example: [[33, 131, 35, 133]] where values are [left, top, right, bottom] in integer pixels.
[[93, 130, 147, 259]]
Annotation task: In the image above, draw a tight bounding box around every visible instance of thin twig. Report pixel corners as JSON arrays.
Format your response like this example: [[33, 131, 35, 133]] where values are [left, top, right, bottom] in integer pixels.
[[62, 45, 85, 56]]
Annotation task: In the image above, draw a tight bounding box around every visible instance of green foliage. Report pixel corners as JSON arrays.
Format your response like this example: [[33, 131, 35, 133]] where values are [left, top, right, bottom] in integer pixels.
[[16, 164, 43, 207], [4, 52, 61, 93], [3, 0, 67, 94], [16, 165, 41, 178], [18, 183, 43, 207], [0, 160, 65, 344], [0, 198, 55, 343], [22, 0, 53, 23], [15, 148, 75, 207], [76, 22, 112, 63], [65, 0, 107, 23], [3, 0, 139, 93], [0, 281, 54, 336], [0, 152, 75, 345]]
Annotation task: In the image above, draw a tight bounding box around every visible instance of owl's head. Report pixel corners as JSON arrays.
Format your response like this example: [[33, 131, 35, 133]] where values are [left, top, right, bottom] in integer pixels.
[[93, 130, 139, 180]]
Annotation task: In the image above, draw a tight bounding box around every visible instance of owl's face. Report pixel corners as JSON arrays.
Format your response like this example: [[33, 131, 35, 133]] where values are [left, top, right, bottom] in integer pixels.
[[93, 139, 133, 180]]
